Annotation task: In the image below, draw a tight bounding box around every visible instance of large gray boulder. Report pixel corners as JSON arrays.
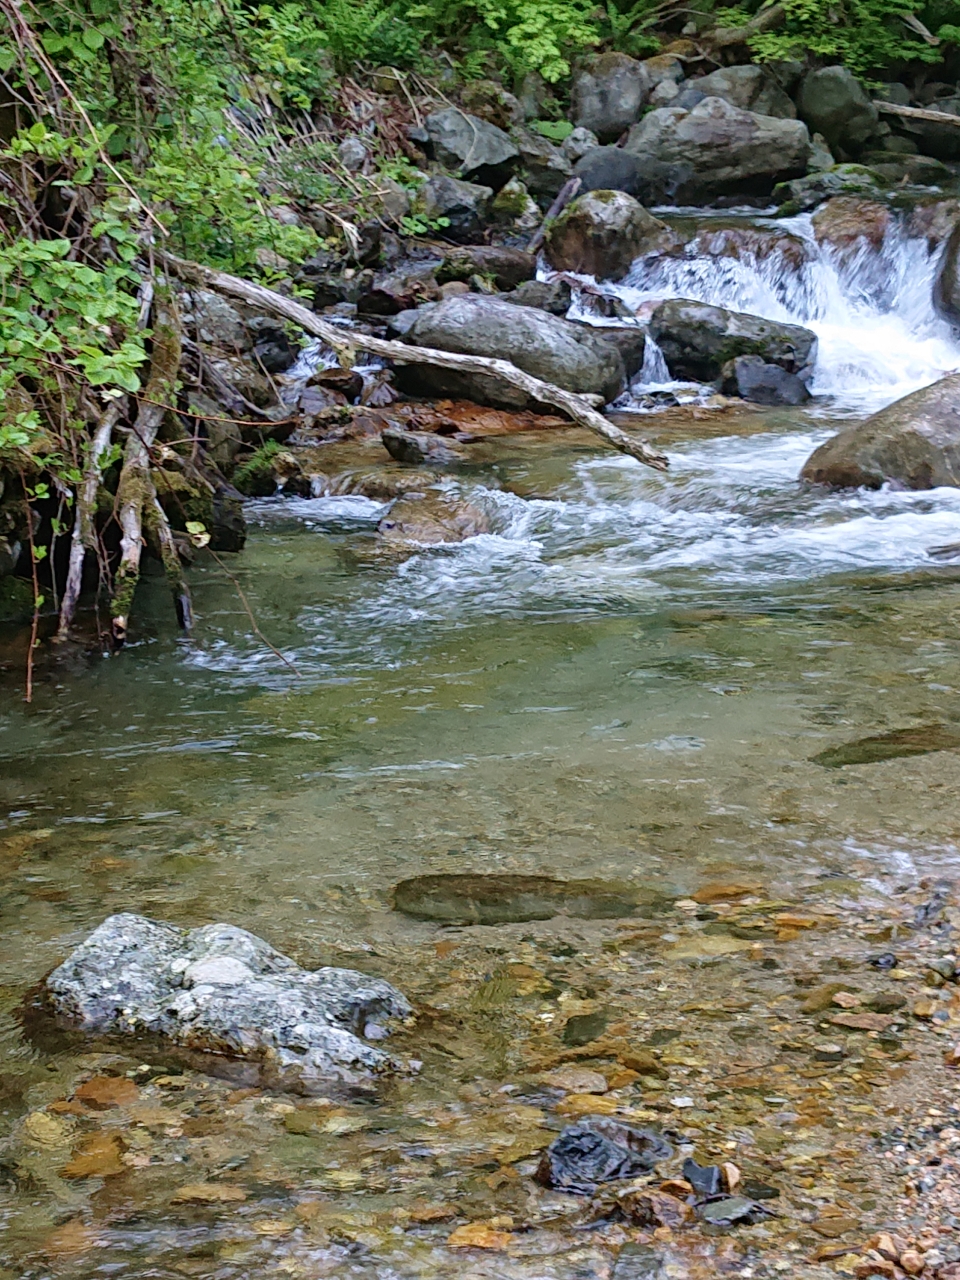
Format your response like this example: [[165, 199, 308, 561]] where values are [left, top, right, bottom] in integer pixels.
[[649, 299, 817, 382], [410, 109, 519, 188], [572, 52, 651, 143], [934, 222, 960, 326], [797, 67, 878, 159], [801, 374, 960, 489], [543, 189, 670, 281], [395, 295, 625, 407], [414, 174, 492, 243], [513, 128, 572, 203], [45, 914, 412, 1087], [692, 65, 796, 119], [624, 97, 811, 204], [573, 146, 645, 198]]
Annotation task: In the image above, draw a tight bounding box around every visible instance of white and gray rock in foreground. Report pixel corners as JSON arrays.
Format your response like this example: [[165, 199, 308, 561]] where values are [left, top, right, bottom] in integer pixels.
[[46, 913, 413, 1086]]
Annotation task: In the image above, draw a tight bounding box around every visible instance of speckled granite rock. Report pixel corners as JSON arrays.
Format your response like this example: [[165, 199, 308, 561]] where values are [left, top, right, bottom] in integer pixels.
[[46, 913, 412, 1085]]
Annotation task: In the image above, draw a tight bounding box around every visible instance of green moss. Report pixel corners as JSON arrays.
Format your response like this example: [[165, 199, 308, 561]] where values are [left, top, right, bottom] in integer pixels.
[[233, 441, 283, 497], [0, 577, 33, 624]]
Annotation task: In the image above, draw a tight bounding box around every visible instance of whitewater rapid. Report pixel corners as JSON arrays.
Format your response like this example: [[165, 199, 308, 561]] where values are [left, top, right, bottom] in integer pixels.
[[570, 211, 960, 415]]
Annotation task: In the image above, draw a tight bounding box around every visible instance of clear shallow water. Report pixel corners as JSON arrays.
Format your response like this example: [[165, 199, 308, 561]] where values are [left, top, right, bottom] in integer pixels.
[[5, 232, 960, 1275]]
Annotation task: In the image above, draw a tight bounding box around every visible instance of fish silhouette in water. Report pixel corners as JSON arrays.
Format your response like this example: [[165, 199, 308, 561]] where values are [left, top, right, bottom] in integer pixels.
[[811, 724, 960, 767]]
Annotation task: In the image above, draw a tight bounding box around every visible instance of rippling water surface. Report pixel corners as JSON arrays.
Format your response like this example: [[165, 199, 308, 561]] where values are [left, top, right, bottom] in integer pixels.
[[4, 216, 960, 1276]]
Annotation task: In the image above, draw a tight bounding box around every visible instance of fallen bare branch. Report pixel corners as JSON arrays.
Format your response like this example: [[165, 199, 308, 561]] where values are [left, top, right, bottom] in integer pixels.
[[160, 253, 668, 471], [874, 100, 960, 127], [704, 2, 784, 48]]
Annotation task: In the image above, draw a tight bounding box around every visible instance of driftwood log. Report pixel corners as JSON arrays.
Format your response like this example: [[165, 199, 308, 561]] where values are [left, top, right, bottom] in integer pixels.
[[874, 100, 960, 128], [161, 254, 669, 472]]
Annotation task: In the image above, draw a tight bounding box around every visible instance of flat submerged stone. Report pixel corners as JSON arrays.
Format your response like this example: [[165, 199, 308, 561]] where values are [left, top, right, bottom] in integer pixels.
[[811, 724, 960, 767], [391, 873, 666, 925], [44, 913, 412, 1087]]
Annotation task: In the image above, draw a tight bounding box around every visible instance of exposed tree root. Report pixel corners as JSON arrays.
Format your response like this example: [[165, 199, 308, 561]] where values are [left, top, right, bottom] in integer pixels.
[[111, 290, 183, 646], [56, 399, 125, 643], [161, 254, 670, 472]]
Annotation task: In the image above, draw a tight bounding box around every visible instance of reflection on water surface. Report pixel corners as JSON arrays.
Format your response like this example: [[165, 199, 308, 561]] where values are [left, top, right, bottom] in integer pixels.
[[2, 411, 960, 1277]]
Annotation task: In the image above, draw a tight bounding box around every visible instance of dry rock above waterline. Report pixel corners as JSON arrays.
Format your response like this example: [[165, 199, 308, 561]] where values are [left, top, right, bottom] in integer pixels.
[[45, 913, 412, 1086], [392, 295, 625, 408], [801, 372, 960, 490]]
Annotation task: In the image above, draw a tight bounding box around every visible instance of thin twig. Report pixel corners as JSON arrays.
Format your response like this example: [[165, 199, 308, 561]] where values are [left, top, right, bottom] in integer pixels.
[[18, 469, 41, 703], [208, 548, 303, 676]]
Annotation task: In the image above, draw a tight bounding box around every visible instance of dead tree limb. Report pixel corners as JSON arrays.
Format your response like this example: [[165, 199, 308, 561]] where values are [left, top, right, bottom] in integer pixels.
[[874, 100, 960, 128], [55, 398, 125, 642], [161, 253, 669, 471], [527, 176, 581, 255], [111, 290, 182, 646], [703, 2, 784, 49]]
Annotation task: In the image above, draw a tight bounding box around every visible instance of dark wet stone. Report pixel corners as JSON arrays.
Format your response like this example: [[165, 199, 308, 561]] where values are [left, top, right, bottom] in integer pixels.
[[682, 1157, 723, 1196], [612, 1244, 668, 1280], [741, 1179, 781, 1200], [535, 1119, 672, 1194], [391, 873, 666, 925], [380, 427, 461, 466], [563, 1010, 608, 1047], [646, 1027, 681, 1045], [697, 1195, 770, 1226], [811, 725, 960, 767], [866, 992, 907, 1013]]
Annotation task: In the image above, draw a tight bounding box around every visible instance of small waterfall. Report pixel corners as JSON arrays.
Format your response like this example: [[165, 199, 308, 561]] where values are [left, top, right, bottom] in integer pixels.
[[565, 213, 960, 414], [638, 334, 670, 385]]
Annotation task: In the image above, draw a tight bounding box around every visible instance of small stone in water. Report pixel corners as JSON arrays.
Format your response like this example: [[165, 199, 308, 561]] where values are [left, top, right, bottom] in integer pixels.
[[542, 1066, 608, 1093], [697, 1196, 769, 1226], [75, 1075, 139, 1110], [535, 1119, 672, 1194], [562, 1010, 608, 1047], [392, 873, 661, 924], [811, 724, 960, 767], [682, 1157, 723, 1196]]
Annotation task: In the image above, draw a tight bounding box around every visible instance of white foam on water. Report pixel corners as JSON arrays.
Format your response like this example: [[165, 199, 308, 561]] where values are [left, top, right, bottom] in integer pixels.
[[580, 214, 960, 414]]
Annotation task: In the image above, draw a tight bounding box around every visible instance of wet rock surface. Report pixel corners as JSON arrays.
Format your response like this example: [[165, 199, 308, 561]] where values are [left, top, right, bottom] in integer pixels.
[[376, 488, 491, 548], [543, 190, 670, 281], [394, 295, 625, 407], [801, 372, 960, 490], [649, 299, 817, 383], [934, 222, 960, 327], [535, 1119, 672, 1193], [623, 97, 811, 204], [392, 873, 665, 924], [722, 355, 811, 406], [45, 914, 411, 1085]]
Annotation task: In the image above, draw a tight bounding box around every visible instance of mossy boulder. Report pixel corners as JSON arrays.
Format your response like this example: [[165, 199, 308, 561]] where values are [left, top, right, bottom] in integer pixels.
[[544, 189, 670, 281], [649, 299, 817, 383]]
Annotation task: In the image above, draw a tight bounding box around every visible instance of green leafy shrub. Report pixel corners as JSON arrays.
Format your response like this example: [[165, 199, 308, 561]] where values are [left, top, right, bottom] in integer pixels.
[[727, 0, 959, 75]]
